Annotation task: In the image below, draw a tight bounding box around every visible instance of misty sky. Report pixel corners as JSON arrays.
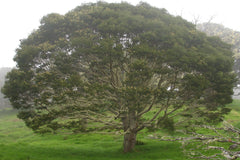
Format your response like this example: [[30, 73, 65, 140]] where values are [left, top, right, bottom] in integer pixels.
[[1, 0, 239, 67]]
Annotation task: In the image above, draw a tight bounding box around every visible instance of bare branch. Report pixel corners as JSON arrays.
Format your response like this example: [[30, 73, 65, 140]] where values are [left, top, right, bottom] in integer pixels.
[[137, 97, 155, 117]]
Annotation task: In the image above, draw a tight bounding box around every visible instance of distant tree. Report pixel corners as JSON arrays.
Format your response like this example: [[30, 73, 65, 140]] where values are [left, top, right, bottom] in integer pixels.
[[0, 67, 11, 109], [2, 2, 236, 152]]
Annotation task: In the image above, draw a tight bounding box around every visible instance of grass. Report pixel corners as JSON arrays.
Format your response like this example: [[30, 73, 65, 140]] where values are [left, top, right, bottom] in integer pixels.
[[0, 109, 188, 160], [1, 99, 240, 160], [225, 99, 240, 127]]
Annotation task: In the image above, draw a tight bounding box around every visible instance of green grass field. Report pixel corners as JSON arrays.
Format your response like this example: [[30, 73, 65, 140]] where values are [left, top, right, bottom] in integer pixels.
[[0, 109, 188, 160], [1, 100, 240, 160]]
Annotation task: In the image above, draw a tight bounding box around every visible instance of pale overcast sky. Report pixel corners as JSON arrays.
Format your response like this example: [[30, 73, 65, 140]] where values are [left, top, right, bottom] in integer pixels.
[[1, 0, 239, 67]]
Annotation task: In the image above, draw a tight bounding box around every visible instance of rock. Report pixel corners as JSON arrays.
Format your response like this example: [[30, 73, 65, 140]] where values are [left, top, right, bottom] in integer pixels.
[[229, 144, 238, 150], [147, 134, 158, 139]]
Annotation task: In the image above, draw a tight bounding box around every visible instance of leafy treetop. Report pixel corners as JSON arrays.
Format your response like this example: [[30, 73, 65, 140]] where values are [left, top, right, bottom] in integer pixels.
[[2, 2, 236, 152]]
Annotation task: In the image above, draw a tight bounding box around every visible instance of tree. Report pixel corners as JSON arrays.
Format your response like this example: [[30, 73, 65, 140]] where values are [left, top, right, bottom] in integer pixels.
[[2, 2, 236, 152], [197, 22, 240, 85], [0, 67, 11, 109]]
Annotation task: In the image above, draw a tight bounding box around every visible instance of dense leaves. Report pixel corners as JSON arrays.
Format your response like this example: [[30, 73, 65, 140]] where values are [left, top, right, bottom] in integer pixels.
[[197, 23, 240, 85], [2, 2, 236, 152]]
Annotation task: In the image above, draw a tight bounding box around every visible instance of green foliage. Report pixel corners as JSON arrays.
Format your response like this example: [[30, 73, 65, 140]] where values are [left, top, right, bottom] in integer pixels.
[[157, 117, 175, 133], [197, 23, 240, 56], [1, 2, 235, 151], [197, 23, 240, 84]]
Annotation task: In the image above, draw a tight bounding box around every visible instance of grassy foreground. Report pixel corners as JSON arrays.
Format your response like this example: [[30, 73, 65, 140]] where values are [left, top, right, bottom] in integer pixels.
[[1, 100, 240, 160], [0, 109, 187, 160]]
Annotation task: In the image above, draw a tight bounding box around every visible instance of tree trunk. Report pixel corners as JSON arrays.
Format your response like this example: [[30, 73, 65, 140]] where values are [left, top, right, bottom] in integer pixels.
[[123, 130, 137, 152], [122, 111, 137, 152]]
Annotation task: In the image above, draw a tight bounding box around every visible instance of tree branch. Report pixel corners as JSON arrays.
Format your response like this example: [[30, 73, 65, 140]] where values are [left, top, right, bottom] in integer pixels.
[[137, 97, 155, 118]]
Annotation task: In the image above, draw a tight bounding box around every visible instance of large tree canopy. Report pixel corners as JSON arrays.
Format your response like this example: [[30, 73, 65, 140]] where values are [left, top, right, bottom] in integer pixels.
[[2, 2, 236, 152]]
